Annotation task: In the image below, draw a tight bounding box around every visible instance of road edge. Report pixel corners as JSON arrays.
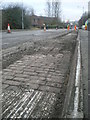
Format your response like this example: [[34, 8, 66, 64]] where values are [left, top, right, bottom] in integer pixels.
[[61, 31, 84, 118]]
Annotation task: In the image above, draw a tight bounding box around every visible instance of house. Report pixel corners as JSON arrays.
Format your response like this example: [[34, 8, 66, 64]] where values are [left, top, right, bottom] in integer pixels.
[[30, 15, 55, 28]]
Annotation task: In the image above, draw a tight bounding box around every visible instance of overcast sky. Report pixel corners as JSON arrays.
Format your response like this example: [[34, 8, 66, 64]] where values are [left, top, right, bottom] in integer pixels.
[[0, 0, 90, 21]]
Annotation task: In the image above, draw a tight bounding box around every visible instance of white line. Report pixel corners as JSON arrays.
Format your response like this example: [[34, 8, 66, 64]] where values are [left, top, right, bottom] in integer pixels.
[[73, 38, 81, 118]]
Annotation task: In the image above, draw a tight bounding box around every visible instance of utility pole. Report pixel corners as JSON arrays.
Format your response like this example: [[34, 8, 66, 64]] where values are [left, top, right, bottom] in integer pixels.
[[22, 0, 24, 29]]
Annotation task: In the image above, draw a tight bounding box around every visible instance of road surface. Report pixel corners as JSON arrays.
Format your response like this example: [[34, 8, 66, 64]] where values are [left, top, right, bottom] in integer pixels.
[[2, 29, 69, 49]]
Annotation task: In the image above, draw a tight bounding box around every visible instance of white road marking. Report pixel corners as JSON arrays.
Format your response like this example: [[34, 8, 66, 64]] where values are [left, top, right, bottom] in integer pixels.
[[73, 35, 82, 118]]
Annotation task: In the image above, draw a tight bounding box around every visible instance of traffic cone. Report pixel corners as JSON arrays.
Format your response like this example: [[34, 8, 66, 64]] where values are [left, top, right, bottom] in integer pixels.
[[44, 26, 46, 31], [74, 25, 76, 31], [7, 24, 11, 33]]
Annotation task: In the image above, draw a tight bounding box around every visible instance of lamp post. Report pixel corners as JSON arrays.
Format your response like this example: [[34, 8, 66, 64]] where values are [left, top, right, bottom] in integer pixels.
[[22, 0, 24, 29], [82, 6, 84, 25]]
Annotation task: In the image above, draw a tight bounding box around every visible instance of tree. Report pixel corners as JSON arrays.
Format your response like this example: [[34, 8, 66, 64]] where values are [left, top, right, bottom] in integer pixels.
[[46, 0, 61, 25], [46, 0, 51, 17], [2, 3, 34, 29], [25, 7, 35, 16]]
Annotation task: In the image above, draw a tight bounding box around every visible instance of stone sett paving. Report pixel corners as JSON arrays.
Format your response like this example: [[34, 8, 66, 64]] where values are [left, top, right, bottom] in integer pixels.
[[2, 53, 70, 118], [2, 32, 77, 118]]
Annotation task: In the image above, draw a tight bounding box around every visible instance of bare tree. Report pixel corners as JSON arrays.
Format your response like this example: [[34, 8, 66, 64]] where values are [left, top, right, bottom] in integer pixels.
[[25, 7, 35, 16], [46, 0, 51, 17], [52, 0, 61, 18], [30, 8, 35, 15], [52, 0, 54, 17], [46, 0, 61, 19]]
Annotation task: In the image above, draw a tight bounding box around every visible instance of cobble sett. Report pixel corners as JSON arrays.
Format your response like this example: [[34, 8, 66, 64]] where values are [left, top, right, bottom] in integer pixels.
[[2, 53, 70, 94], [2, 53, 71, 118], [2, 53, 69, 90]]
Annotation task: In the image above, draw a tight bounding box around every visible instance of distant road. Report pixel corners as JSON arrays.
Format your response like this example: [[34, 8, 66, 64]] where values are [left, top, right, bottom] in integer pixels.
[[2, 29, 69, 49]]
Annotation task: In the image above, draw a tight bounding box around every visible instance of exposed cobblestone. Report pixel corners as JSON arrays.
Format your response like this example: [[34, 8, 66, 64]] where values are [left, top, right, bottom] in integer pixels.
[[2, 53, 66, 90], [38, 85, 60, 93], [3, 80, 22, 86]]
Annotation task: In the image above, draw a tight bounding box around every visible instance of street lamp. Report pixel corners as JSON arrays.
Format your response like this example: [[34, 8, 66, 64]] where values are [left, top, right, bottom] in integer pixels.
[[22, 0, 24, 29]]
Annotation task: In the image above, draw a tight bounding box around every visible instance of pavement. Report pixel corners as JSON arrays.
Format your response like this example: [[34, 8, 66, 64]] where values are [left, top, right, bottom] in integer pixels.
[[89, 30, 90, 119], [1, 30, 77, 118], [79, 30, 88, 118]]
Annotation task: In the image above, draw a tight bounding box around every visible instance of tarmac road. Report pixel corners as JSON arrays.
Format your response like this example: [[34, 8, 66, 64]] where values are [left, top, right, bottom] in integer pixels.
[[2, 29, 69, 49]]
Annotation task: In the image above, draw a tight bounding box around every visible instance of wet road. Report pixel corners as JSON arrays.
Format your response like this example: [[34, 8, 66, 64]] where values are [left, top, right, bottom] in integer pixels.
[[2, 29, 68, 49]]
